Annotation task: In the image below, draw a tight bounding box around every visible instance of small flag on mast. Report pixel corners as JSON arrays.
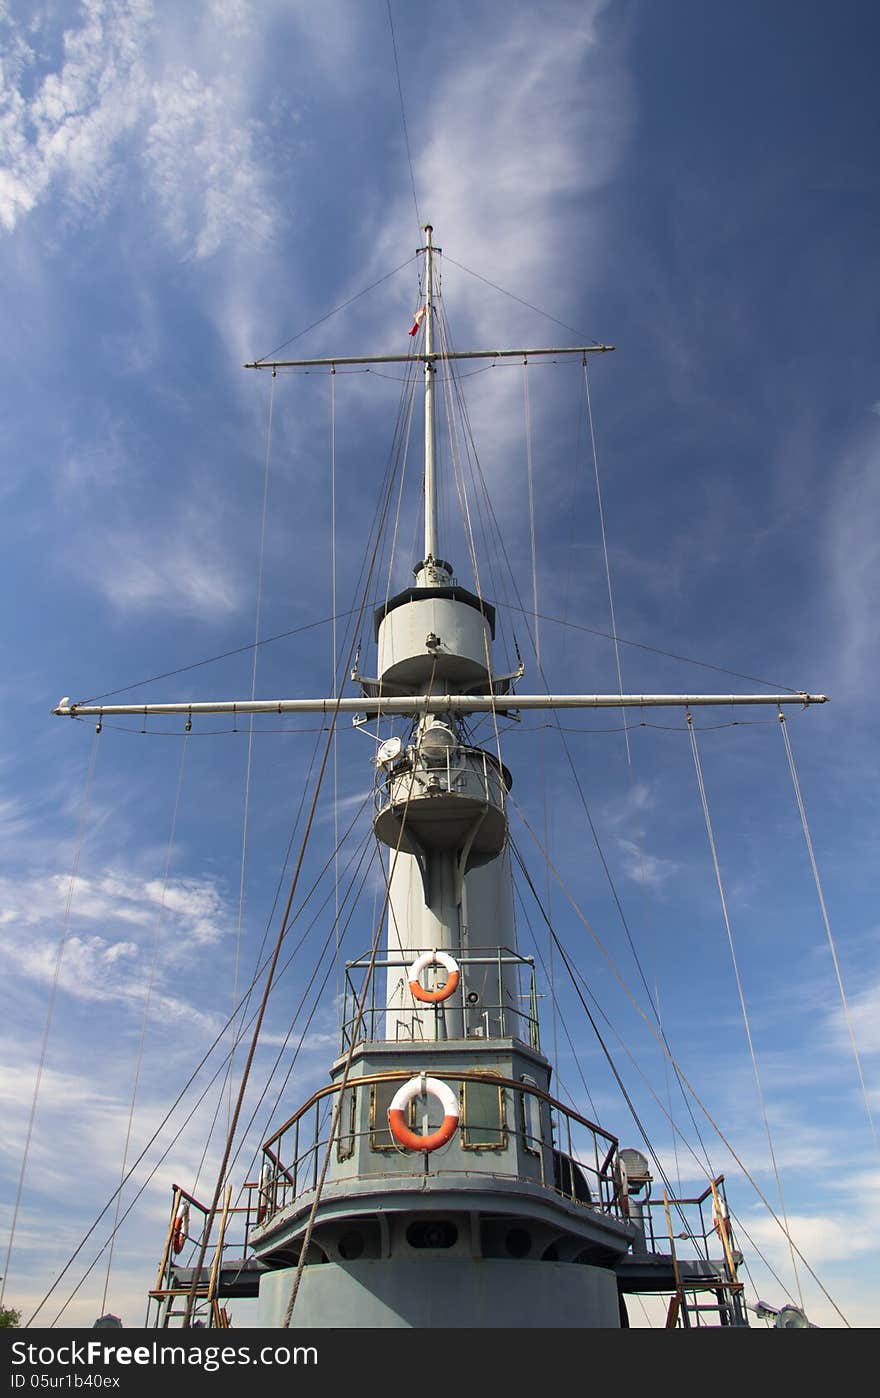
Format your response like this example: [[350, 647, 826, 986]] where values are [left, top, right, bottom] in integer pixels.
[[409, 305, 426, 337]]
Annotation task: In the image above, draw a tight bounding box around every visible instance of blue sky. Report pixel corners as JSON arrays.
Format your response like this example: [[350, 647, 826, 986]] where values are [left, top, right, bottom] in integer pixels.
[[1, 0, 878, 1330]]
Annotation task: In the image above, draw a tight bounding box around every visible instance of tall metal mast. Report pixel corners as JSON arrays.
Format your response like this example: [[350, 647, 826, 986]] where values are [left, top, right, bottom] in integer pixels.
[[421, 225, 439, 575]]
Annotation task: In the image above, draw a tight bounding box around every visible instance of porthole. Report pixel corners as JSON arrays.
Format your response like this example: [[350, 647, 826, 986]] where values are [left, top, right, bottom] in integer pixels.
[[505, 1227, 531, 1258], [338, 1230, 365, 1260], [406, 1219, 458, 1249]]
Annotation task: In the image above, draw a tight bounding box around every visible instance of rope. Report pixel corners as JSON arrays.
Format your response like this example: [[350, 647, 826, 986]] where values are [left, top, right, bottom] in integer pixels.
[[511, 841, 683, 1213], [539, 732, 560, 1079], [523, 358, 540, 669], [441, 253, 602, 344], [0, 730, 101, 1312], [229, 372, 276, 1131], [497, 602, 802, 693], [76, 608, 369, 705], [386, 0, 421, 235], [222, 830, 380, 1213], [510, 800, 850, 1325], [254, 255, 417, 364], [584, 357, 687, 1183], [436, 322, 675, 1113], [331, 369, 340, 1010], [686, 711, 804, 1308], [182, 355, 421, 1324], [191, 724, 329, 1198], [99, 734, 189, 1315], [584, 358, 629, 763], [282, 673, 437, 1327], [435, 300, 509, 782], [25, 798, 374, 1325], [779, 710, 878, 1150], [511, 872, 599, 1121]]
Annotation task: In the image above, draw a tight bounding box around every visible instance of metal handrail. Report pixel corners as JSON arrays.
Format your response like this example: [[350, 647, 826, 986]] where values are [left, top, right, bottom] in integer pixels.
[[373, 743, 509, 814], [257, 1070, 622, 1228], [341, 946, 541, 1050]]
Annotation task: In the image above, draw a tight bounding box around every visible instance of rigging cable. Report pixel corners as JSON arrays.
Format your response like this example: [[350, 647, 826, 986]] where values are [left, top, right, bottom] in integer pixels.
[[510, 839, 688, 1221], [687, 710, 803, 1308], [191, 719, 329, 1197], [26, 788, 376, 1325], [778, 709, 878, 1150], [511, 833, 708, 1238], [497, 603, 801, 694], [385, 0, 421, 235], [439, 307, 718, 1219], [425, 344, 755, 1208], [441, 253, 603, 345], [223, 829, 380, 1220], [35, 794, 376, 1327], [183, 351, 426, 1325], [0, 729, 101, 1314], [584, 357, 630, 764], [512, 826, 793, 1305], [435, 295, 510, 792], [511, 874, 600, 1122], [523, 358, 540, 670], [254, 255, 417, 365], [73, 600, 797, 711], [437, 318, 679, 1045], [282, 676, 438, 1327], [583, 356, 680, 1184], [230, 370, 276, 1133], [510, 804, 850, 1324], [331, 368, 340, 1009], [99, 734, 189, 1315]]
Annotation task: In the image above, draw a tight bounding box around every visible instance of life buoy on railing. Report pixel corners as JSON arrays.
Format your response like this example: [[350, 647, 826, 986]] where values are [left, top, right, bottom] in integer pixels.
[[172, 1202, 189, 1255], [712, 1194, 730, 1242], [388, 1075, 460, 1152], [256, 1161, 272, 1225], [407, 950, 460, 1004]]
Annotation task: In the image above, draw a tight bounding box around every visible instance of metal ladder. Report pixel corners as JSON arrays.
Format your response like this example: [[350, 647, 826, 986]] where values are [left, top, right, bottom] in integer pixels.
[[663, 1183, 748, 1327]]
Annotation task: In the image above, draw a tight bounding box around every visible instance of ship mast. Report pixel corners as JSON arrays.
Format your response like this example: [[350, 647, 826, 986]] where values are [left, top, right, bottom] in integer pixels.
[[54, 244, 827, 725], [73, 226, 800, 1330], [421, 224, 441, 580]]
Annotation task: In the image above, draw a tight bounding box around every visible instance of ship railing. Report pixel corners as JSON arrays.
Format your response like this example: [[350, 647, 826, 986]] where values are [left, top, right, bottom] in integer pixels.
[[637, 1177, 747, 1327], [340, 946, 540, 1050], [147, 1183, 256, 1328], [254, 1070, 623, 1228], [639, 1176, 736, 1263], [373, 744, 509, 816]]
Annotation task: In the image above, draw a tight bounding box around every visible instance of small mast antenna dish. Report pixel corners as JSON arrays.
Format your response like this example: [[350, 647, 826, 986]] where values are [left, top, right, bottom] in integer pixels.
[[376, 736, 403, 767]]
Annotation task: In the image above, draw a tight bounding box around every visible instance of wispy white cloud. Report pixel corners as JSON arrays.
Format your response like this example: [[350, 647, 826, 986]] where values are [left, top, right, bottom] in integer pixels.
[[0, 0, 279, 261], [824, 972, 880, 1059], [80, 514, 245, 618], [0, 863, 233, 1018], [824, 422, 880, 699], [616, 836, 680, 887], [0, 0, 153, 232], [144, 65, 275, 261]]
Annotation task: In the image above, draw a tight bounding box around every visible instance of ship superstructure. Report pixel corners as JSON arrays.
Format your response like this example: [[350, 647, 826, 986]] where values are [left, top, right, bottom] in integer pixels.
[[55, 227, 827, 1329]]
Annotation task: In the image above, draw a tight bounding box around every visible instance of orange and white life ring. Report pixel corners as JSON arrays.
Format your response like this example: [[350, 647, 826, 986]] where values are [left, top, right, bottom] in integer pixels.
[[172, 1202, 189, 1255], [712, 1195, 729, 1240], [388, 1075, 460, 1152], [407, 950, 460, 1004]]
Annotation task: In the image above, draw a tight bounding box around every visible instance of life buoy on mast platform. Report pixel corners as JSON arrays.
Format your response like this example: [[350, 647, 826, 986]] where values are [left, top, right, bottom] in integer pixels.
[[172, 1201, 189, 1254], [407, 950, 460, 1004], [388, 1075, 460, 1152]]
